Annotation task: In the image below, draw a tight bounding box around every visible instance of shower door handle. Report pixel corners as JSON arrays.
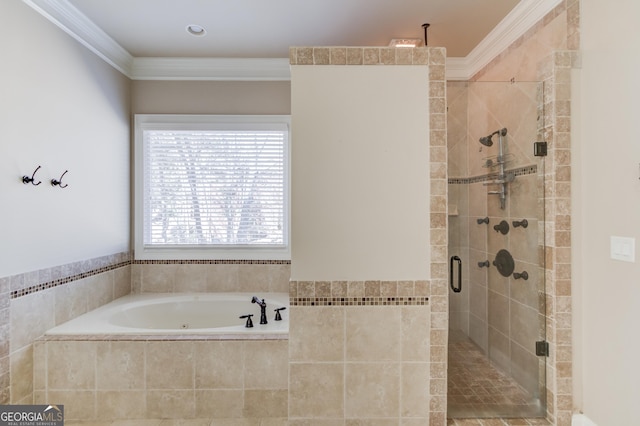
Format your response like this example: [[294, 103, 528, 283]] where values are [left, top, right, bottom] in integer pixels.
[[450, 255, 462, 293]]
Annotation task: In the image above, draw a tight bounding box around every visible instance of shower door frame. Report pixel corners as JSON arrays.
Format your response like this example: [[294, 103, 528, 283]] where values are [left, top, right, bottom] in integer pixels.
[[446, 79, 547, 419]]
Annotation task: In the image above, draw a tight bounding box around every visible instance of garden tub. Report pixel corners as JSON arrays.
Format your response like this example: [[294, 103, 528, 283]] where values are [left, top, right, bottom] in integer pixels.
[[45, 292, 289, 337]]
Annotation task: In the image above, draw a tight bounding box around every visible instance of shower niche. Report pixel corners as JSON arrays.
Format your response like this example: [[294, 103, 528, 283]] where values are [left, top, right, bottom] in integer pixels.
[[447, 80, 547, 419]]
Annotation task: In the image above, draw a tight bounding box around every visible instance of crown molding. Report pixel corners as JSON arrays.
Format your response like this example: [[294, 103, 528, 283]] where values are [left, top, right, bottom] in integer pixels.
[[444, 58, 471, 81], [23, 0, 134, 75], [24, 0, 561, 82], [446, 0, 563, 80], [130, 57, 291, 81]]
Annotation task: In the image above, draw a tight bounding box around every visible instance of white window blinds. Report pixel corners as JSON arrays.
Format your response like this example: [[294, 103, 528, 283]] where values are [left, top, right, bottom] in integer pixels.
[[135, 115, 290, 259]]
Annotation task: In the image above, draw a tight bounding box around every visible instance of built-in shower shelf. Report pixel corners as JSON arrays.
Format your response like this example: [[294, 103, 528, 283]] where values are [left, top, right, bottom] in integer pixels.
[[482, 153, 514, 168]]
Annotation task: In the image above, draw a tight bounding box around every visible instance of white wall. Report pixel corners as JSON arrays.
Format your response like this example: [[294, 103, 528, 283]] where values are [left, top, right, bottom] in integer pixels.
[[575, 0, 640, 423], [0, 1, 130, 277], [290, 65, 430, 281]]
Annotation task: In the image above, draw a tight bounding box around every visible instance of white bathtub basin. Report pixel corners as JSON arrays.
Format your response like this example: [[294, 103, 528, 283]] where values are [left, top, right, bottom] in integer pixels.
[[45, 292, 289, 336]]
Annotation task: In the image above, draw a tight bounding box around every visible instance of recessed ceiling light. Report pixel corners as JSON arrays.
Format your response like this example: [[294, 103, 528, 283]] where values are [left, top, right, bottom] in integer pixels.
[[389, 38, 424, 48], [186, 24, 206, 36]]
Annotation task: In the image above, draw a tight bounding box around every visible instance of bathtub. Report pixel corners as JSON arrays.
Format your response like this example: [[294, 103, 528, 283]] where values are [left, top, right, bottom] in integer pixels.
[[45, 292, 289, 337]]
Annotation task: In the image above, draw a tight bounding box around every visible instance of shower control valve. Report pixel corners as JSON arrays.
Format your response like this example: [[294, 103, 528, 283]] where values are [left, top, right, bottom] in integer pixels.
[[513, 271, 529, 280], [512, 219, 529, 228], [476, 217, 490, 225], [493, 220, 510, 235]]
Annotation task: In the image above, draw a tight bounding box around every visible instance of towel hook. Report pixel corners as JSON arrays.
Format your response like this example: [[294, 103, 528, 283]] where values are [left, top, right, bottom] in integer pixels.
[[51, 170, 68, 188], [22, 166, 42, 186]]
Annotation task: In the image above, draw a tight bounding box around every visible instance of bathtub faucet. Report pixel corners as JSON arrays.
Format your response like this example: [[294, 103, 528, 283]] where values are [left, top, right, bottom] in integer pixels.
[[251, 296, 268, 324]]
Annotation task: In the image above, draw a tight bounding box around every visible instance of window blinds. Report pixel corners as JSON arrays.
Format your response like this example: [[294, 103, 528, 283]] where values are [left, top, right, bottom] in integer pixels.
[[143, 129, 286, 247]]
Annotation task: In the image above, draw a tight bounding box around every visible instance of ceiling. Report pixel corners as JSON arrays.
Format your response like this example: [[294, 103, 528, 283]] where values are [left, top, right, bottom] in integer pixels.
[[65, 0, 521, 58]]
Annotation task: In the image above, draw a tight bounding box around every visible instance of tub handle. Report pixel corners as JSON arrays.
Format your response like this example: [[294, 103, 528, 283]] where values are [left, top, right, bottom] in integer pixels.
[[239, 314, 254, 328], [274, 307, 286, 321]]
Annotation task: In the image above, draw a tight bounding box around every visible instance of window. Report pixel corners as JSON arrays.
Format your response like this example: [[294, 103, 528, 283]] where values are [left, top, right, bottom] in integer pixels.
[[134, 115, 290, 260]]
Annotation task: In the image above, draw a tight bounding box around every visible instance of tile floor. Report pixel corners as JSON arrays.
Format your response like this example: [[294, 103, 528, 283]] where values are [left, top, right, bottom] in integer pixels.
[[447, 418, 550, 425], [447, 330, 547, 424], [66, 417, 549, 426]]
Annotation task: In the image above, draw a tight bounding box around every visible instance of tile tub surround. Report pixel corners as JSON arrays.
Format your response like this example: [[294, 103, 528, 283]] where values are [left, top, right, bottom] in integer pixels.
[[2, 255, 289, 407], [1, 252, 132, 405], [34, 338, 288, 422], [131, 260, 291, 294]]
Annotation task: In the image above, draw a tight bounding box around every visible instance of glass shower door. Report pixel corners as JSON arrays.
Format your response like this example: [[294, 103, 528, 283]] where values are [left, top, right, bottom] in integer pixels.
[[447, 80, 546, 418]]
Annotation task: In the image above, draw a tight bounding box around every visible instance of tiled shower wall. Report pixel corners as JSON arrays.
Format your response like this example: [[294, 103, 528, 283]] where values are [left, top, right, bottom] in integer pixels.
[[288, 46, 449, 425], [447, 79, 545, 400], [449, 0, 580, 424]]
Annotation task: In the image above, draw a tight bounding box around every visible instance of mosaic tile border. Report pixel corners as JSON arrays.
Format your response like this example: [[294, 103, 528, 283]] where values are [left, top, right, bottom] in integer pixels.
[[133, 259, 291, 265], [6, 256, 291, 299], [448, 164, 537, 185], [291, 296, 429, 306], [289, 280, 431, 307], [5, 251, 131, 300], [10, 261, 130, 299]]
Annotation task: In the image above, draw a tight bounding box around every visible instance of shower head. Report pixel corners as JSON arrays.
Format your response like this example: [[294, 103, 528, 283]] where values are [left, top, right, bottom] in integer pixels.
[[478, 128, 507, 147], [479, 135, 494, 146]]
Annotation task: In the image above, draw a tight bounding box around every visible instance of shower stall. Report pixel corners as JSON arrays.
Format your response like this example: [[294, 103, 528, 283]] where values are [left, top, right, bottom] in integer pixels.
[[447, 80, 547, 418]]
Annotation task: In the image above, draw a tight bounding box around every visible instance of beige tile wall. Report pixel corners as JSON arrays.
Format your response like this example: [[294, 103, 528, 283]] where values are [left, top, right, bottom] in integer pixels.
[[34, 338, 288, 422], [449, 0, 580, 424], [538, 49, 579, 426], [288, 46, 448, 426], [288, 303, 431, 422], [3, 255, 290, 418], [1, 254, 291, 408], [448, 79, 546, 405], [132, 262, 291, 294], [4, 254, 131, 405], [476, 0, 580, 422]]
